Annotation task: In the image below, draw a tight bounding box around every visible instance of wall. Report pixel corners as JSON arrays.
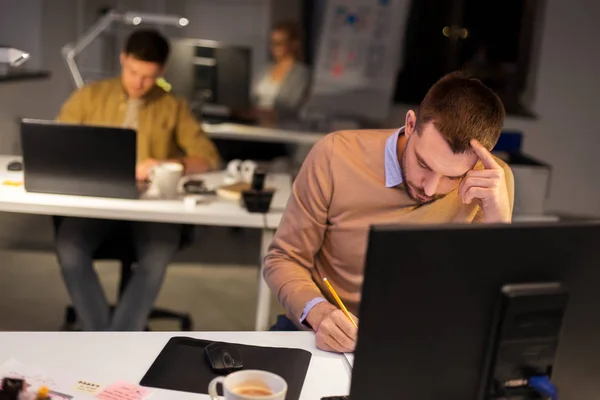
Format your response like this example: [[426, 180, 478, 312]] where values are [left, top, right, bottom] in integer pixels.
[[0, 0, 78, 155], [0, 0, 42, 69], [270, 0, 303, 27], [388, 0, 600, 216]]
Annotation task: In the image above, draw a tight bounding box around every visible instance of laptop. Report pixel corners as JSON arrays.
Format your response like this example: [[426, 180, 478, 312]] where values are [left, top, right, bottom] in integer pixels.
[[20, 119, 139, 199]]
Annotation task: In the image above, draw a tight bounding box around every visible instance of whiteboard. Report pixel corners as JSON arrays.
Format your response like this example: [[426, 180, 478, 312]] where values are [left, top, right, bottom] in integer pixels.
[[306, 0, 410, 122]]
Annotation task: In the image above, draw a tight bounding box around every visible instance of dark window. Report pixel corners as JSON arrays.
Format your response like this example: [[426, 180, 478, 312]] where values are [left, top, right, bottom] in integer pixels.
[[302, 0, 544, 117], [395, 0, 543, 116]]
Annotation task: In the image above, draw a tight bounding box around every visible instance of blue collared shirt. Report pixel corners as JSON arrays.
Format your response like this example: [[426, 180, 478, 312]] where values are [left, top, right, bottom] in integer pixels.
[[384, 127, 404, 188], [298, 128, 405, 326]]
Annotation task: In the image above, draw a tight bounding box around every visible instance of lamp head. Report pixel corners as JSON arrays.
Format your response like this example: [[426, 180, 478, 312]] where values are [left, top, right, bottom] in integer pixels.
[[122, 12, 189, 27], [0, 48, 30, 67]]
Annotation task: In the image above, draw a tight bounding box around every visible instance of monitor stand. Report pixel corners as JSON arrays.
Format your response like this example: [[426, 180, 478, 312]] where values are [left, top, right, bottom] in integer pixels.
[[481, 283, 568, 399]]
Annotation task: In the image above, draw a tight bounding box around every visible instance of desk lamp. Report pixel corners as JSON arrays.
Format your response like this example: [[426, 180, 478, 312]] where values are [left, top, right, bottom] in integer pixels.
[[0, 47, 30, 74], [62, 9, 189, 88]]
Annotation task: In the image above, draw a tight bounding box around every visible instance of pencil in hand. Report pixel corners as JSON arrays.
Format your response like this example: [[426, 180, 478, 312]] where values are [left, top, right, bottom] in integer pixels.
[[323, 277, 358, 328]]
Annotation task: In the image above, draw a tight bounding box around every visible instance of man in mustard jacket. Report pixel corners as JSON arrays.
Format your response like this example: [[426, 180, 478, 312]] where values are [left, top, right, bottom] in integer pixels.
[[55, 29, 220, 331]]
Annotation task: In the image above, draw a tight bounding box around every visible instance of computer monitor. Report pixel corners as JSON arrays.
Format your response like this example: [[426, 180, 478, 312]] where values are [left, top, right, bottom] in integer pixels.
[[350, 222, 600, 400], [166, 38, 252, 113], [165, 38, 291, 162]]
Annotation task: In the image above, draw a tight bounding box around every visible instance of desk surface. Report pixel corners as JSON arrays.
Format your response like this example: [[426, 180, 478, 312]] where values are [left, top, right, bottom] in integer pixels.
[[0, 156, 289, 229], [203, 122, 326, 145], [0, 332, 351, 399], [0, 155, 556, 227]]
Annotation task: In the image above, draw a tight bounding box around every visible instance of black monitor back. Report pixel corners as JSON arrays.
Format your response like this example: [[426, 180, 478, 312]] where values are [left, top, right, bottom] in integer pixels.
[[20, 119, 138, 199], [166, 38, 251, 112], [351, 222, 600, 400]]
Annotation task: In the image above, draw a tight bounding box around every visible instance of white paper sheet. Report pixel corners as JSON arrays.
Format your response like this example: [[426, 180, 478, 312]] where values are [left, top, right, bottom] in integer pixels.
[[304, 356, 351, 398], [344, 353, 354, 368], [0, 358, 60, 390], [0, 358, 74, 398]]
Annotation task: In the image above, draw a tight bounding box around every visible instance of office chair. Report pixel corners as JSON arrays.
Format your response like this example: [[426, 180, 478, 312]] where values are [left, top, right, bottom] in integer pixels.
[[52, 216, 194, 331]]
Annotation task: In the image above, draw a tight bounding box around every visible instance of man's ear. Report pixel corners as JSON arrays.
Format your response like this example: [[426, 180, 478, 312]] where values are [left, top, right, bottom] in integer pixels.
[[405, 110, 417, 138], [120, 52, 126, 66]]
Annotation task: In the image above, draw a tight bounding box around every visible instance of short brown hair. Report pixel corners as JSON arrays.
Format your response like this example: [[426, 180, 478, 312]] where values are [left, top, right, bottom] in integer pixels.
[[416, 71, 505, 153], [125, 29, 170, 66]]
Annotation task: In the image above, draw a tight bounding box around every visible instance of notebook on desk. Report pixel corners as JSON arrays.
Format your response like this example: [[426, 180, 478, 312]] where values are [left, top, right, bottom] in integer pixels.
[[139, 337, 312, 400]]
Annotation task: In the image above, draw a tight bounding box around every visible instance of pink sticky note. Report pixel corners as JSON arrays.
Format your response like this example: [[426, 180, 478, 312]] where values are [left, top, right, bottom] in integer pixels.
[[95, 381, 152, 400]]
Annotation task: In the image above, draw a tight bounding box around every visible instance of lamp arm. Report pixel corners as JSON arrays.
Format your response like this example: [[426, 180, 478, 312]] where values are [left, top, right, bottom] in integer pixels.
[[62, 10, 123, 88]]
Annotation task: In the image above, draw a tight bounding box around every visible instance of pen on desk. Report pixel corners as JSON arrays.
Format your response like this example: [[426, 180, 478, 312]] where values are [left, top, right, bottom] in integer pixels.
[[323, 277, 358, 328]]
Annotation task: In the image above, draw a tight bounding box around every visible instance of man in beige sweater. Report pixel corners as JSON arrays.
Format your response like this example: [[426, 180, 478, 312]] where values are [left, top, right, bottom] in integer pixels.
[[263, 72, 515, 352]]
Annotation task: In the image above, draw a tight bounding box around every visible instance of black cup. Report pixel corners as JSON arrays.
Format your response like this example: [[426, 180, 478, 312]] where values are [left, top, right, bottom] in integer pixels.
[[241, 189, 275, 213]]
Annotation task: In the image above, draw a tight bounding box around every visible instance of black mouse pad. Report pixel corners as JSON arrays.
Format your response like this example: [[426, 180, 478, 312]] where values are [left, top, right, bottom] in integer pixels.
[[139, 337, 312, 400]]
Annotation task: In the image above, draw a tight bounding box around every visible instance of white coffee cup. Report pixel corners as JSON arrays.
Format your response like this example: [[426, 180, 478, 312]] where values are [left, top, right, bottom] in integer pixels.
[[208, 370, 287, 400], [152, 162, 183, 199]]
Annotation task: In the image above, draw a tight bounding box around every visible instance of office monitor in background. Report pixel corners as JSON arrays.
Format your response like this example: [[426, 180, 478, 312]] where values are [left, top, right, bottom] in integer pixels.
[[351, 223, 600, 400], [166, 38, 289, 163], [20, 119, 138, 199], [166, 38, 252, 118]]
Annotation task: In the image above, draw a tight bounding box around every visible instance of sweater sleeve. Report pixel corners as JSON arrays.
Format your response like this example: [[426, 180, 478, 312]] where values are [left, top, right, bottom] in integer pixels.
[[263, 133, 335, 321]]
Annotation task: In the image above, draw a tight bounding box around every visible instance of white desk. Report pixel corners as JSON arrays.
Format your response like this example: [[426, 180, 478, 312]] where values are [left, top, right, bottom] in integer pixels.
[[203, 122, 325, 145], [0, 332, 351, 399], [0, 155, 290, 331]]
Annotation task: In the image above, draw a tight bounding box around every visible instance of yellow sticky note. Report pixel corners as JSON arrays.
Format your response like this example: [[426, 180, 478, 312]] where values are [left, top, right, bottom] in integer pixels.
[[73, 380, 103, 395]]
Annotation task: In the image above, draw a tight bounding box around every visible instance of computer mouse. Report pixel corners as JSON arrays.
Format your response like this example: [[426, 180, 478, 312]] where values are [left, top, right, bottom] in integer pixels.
[[204, 342, 244, 374], [6, 160, 23, 171]]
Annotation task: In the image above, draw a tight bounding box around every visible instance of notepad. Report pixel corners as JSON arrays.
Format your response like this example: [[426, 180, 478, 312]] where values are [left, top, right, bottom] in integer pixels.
[[216, 182, 250, 200]]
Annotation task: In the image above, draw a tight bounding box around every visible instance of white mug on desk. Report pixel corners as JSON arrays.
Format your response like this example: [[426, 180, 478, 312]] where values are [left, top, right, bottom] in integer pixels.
[[152, 162, 183, 199], [208, 370, 287, 400], [226, 159, 257, 184]]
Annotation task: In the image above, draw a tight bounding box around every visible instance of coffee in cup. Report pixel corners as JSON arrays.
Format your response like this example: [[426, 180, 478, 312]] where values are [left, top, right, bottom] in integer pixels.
[[208, 370, 287, 400], [232, 385, 273, 396]]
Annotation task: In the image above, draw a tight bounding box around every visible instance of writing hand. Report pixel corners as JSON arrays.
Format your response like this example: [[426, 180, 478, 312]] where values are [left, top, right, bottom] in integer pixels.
[[307, 302, 358, 353], [459, 139, 511, 223]]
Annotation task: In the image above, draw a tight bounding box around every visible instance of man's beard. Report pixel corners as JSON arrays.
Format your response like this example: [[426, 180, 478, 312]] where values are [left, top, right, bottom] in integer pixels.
[[400, 145, 446, 205]]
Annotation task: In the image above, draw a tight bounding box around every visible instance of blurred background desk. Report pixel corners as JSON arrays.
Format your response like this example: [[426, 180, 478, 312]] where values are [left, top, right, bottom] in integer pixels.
[[0, 155, 290, 331], [203, 122, 328, 176], [0, 331, 351, 399], [203, 122, 325, 146]]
